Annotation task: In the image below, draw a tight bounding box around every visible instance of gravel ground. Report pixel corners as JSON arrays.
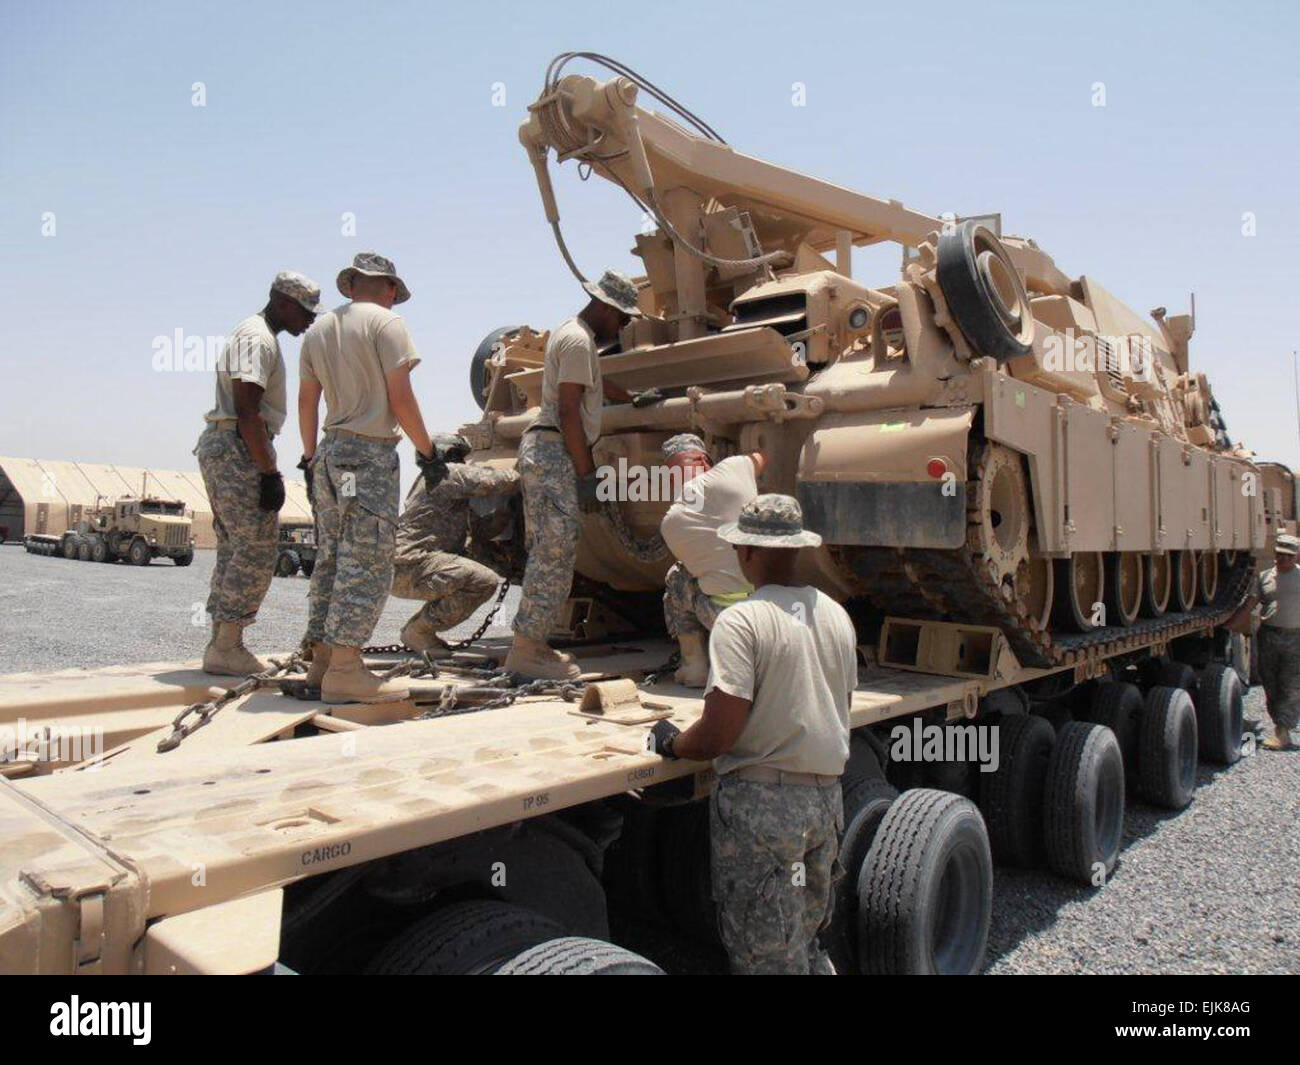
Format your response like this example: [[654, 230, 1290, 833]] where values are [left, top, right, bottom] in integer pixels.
[[0, 543, 518, 672], [1, 541, 1296, 974]]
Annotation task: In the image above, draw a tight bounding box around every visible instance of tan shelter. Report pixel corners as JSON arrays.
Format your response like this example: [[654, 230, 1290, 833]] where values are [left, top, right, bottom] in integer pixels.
[[0, 457, 311, 548]]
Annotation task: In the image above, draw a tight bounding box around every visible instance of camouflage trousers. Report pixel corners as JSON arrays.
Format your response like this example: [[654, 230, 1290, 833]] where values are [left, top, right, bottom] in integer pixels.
[[195, 425, 277, 625], [663, 561, 721, 637], [306, 432, 399, 648], [392, 550, 500, 632], [512, 430, 580, 641], [1256, 626, 1300, 730], [709, 776, 843, 975]]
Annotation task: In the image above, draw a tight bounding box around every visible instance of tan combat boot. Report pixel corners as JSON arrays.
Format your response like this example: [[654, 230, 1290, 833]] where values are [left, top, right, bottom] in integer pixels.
[[673, 631, 709, 688], [1262, 724, 1293, 750], [203, 621, 268, 677], [303, 642, 332, 688], [503, 635, 581, 681], [400, 608, 454, 659], [321, 645, 410, 705]]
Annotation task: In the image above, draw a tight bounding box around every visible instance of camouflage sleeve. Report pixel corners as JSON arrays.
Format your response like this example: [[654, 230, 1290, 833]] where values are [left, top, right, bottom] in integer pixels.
[[448, 463, 521, 498]]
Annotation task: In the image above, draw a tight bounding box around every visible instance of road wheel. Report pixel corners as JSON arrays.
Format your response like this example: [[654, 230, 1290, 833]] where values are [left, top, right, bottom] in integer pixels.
[[1142, 552, 1171, 617], [1195, 664, 1243, 766], [1198, 550, 1219, 604], [128, 539, 151, 566], [1171, 550, 1198, 612], [495, 936, 663, 975], [826, 777, 898, 975], [470, 325, 522, 410], [1104, 552, 1142, 627], [935, 221, 1034, 360], [366, 900, 564, 974], [173, 549, 193, 567], [1138, 686, 1198, 810], [276, 551, 300, 578], [978, 714, 1055, 867], [1051, 552, 1105, 631], [1087, 681, 1142, 785], [857, 789, 992, 975], [1042, 722, 1125, 884]]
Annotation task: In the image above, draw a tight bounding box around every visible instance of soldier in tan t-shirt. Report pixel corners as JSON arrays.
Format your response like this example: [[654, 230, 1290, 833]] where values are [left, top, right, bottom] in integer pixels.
[[649, 494, 856, 974], [505, 269, 650, 681], [658, 433, 764, 687], [1228, 533, 1300, 749], [297, 252, 437, 705]]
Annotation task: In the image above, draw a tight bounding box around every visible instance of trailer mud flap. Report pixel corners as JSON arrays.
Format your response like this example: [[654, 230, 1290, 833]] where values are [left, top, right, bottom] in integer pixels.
[[797, 407, 973, 548]]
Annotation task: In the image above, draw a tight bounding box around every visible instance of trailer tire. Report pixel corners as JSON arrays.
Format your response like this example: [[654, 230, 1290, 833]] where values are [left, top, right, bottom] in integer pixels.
[[1138, 686, 1198, 809], [1087, 681, 1143, 785], [276, 550, 300, 578], [842, 731, 886, 796], [1042, 722, 1125, 884], [857, 789, 992, 975], [1195, 664, 1243, 766], [978, 713, 1055, 866], [62, 536, 79, 560], [77, 540, 91, 561], [1158, 660, 1198, 701], [827, 777, 897, 974], [495, 936, 663, 975], [366, 900, 564, 975], [128, 539, 151, 566], [654, 801, 717, 944], [90, 538, 109, 563]]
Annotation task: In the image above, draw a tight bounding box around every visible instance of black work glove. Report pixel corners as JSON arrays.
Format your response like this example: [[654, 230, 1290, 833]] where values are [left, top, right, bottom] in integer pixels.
[[296, 455, 314, 498], [415, 449, 449, 492], [576, 471, 602, 514], [258, 471, 286, 512], [631, 387, 663, 408], [649, 719, 681, 759]]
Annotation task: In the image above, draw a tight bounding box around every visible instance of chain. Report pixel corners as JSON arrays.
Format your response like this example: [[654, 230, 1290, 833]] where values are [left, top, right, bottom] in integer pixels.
[[157, 653, 303, 753], [362, 580, 511, 657], [416, 677, 585, 719], [600, 502, 670, 563]]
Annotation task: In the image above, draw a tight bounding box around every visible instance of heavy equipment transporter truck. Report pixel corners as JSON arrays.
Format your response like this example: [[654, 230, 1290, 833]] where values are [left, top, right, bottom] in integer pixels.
[[0, 55, 1284, 975]]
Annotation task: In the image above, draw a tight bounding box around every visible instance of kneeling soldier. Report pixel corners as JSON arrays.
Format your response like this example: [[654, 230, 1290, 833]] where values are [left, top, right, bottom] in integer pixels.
[[650, 495, 857, 974], [391, 433, 519, 654]]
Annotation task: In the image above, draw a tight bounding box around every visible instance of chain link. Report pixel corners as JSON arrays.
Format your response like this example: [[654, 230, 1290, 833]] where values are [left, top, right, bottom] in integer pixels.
[[362, 579, 511, 657], [157, 653, 303, 753]]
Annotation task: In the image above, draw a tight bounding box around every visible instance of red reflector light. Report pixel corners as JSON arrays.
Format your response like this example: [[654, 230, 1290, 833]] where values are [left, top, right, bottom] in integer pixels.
[[927, 458, 948, 479]]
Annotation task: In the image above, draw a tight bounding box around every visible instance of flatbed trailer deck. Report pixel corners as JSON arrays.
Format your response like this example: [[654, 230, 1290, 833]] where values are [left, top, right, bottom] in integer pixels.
[[0, 605, 1252, 975]]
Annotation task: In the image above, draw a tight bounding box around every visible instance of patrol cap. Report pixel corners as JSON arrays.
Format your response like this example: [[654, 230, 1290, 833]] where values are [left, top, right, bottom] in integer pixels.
[[1276, 534, 1299, 556], [718, 493, 822, 549], [432, 432, 471, 461], [662, 433, 708, 460], [271, 270, 324, 315], [583, 269, 643, 318]]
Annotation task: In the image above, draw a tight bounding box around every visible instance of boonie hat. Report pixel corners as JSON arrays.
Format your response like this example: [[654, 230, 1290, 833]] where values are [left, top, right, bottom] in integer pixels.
[[338, 252, 411, 304], [583, 269, 643, 317], [718, 493, 823, 549]]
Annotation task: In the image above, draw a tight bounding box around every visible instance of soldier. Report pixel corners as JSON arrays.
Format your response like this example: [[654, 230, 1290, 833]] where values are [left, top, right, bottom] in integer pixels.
[[1228, 532, 1300, 750], [503, 269, 647, 680], [650, 495, 857, 974], [658, 433, 764, 687], [298, 252, 438, 704], [196, 270, 322, 676], [391, 433, 519, 654]]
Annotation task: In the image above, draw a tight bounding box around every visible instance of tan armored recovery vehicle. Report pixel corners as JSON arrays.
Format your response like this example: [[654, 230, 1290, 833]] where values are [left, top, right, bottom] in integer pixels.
[[0, 55, 1281, 977], [465, 54, 1267, 667], [24, 495, 195, 566]]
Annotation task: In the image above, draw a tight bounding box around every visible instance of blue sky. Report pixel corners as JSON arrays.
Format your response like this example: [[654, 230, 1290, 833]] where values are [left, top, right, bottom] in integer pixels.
[[2, 0, 1298, 484]]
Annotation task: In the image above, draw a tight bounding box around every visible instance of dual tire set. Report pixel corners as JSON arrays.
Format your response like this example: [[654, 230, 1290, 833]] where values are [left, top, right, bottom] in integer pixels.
[[829, 659, 1245, 975]]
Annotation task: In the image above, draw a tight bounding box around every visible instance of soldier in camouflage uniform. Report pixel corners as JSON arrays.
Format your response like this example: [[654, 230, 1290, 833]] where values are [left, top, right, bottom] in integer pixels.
[[505, 269, 646, 680], [391, 433, 518, 653], [1230, 532, 1300, 750], [649, 495, 857, 974], [298, 253, 438, 704], [196, 270, 322, 676]]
